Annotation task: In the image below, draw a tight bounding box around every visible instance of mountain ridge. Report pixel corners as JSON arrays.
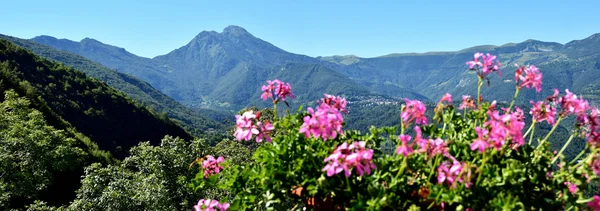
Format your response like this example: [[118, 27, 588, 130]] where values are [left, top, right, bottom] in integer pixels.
[[25, 26, 600, 110]]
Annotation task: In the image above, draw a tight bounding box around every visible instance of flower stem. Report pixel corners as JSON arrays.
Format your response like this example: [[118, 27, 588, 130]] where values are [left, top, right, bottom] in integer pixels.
[[507, 88, 520, 113], [551, 134, 575, 164], [569, 145, 589, 164], [538, 116, 563, 148], [528, 121, 537, 145], [273, 102, 278, 117], [427, 155, 441, 182], [477, 77, 483, 107]]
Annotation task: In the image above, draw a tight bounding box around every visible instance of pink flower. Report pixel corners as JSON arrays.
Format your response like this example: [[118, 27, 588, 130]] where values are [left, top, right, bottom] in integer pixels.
[[466, 52, 501, 78], [484, 109, 525, 150], [234, 111, 259, 141], [202, 156, 225, 178], [588, 196, 600, 210], [261, 80, 276, 101], [530, 101, 556, 124], [396, 134, 413, 157], [401, 98, 428, 125], [466, 52, 483, 69], [547, 88, 560, 102], [440, 93, 452, 104], [323, 141, 376, 177], [471, 127, 490, 153], [255, 121, 274, 143], [592, 158, 600, 177], [275, 81, 295, 101], [194, 199, 230, 211], [234, 110, 275, 143], [564, 182, 577, 194], [560, 89, 589, 117], [299, 105, 344, 140], [320, 94, 348, 113], [459, 95, 475, 110], [437, 156, 470, 188], [515, 65, 543, 92], [260, 79, 295, 102]]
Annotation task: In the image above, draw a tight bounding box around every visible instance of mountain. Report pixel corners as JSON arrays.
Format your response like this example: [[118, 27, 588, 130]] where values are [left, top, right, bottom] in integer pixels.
[[0, 39, 192, 159], [31, 26, 427, 111], [1, 34, 226, 140], [28, 26, 600, 110]]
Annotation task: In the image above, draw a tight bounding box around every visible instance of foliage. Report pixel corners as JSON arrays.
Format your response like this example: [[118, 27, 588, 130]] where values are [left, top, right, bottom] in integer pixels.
[[194, 54, 600, 210], [0, 90, 86, 209], [68, 136, 212, 211]]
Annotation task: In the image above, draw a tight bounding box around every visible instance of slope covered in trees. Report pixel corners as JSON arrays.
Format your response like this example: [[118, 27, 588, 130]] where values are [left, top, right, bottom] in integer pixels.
[[0, 35, 226, 140], [0, 39, 192, 158]]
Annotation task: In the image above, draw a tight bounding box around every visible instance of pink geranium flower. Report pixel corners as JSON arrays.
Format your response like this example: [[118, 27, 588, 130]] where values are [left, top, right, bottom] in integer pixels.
[[401, 98, 428, 125], [515, 65, 543, 92], [459, 95, 476, 110], [484, 108, 525, 150], [299, 104, 344, 140], [234, 110, 276, 143], [396, 134, 413, 157], [437, 156, 471, 188], [588, 196, 600, 210], [320, 94, 348, 113], [256, 121, 274, 143], [260, 79, 295, 102], [466, 52, 501, 78], [471, 127, 490, 153], [323, 141, 376, 177], [564, 182, 577, 194], [440, 93, 452, 105], [234, 111, 259, 141], [530, 100, 557, 124], [202, 156, 225, 178], [194, 199, 230, 211], [559, 89, 589, 117]]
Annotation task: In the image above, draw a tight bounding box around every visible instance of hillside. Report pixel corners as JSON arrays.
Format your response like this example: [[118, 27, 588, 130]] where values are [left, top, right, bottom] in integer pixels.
[[0, 39, 192, 159], [1, 35, 226, 139]]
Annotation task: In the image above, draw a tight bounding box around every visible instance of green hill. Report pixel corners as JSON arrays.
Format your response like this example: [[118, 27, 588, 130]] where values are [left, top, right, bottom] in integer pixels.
[[0, 39, 192, 159], [1, 34, 226, 140]]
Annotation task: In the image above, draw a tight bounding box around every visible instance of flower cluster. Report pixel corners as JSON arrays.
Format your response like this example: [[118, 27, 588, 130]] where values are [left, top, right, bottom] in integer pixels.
[[401, 98, 428, 126], [234, 110, 274, 143], [194, 199, 230, 211], [480, 108, 526, 150], [466, 52, 501, 78], [437, 156, 471, 188], [299, 103, 344, 140], [319, 94, 348, 113], [459, 95, 476, 110], [413, 127, 449, 157], [556, 89, 589, 117], [515, 64, 543, 92], [261, 79, 295, 102], [530, 100, 557, 124], [202, 156, 225, 178], [322, 141, 376, 177]]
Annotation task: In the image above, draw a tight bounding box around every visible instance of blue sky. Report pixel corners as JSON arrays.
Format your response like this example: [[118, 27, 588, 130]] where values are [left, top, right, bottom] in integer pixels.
[[2, 0, 599, 58]]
